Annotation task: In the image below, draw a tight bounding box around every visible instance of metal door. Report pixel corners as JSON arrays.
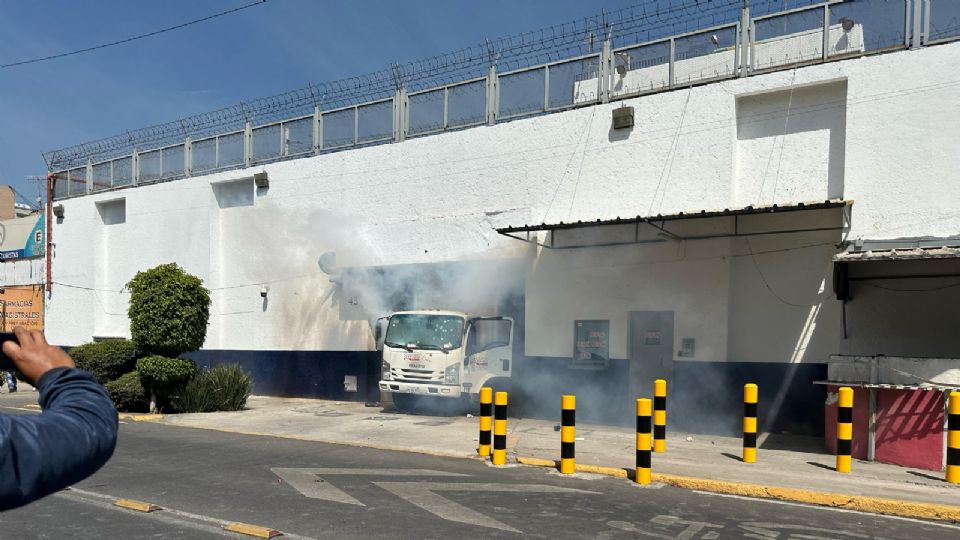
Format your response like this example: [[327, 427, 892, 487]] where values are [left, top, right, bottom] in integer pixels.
[[628, 311, 674, 399]]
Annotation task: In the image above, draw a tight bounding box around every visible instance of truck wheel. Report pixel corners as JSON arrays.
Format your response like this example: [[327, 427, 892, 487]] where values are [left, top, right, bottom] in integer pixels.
[[392, 393, 421, 413]]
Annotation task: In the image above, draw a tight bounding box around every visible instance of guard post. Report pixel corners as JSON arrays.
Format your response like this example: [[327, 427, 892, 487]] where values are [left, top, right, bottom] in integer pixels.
[[492, 391, 508, 465], [654, 379, 667, 453], [560, 395, 576, 474], [947, 391, 959, 484], [636, 398, 652, 484], [478, 387, 492, 457], [743, 383, 757, 463], [836, 386, 853, 473]]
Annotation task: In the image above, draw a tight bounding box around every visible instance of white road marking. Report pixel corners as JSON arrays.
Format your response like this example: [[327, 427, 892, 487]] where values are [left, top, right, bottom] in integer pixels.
[[374, 481, 599, 533], [58, 487, 318, 539], [270, 467, 470, 506], [691, 490, 960, 531], [608, 515, 724, 539]]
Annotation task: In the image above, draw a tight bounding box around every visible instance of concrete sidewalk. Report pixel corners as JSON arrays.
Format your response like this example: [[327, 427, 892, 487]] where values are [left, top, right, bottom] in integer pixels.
[[150, 395, 960, 519]]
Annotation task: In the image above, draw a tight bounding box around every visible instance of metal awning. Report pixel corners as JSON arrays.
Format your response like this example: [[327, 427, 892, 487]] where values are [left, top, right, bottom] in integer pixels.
[[832, 244, 960, 301], [833, 245, 960, 263], [497, 199, 851, 249], [813, 380, 959, 391]]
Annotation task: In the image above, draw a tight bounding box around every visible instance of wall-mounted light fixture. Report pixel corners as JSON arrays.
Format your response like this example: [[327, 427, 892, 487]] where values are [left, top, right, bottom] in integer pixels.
[[839, 17, 854, 32], [254, 171, 269, 189], [260, 285, 269, 298], [53, 204, 65, 218]]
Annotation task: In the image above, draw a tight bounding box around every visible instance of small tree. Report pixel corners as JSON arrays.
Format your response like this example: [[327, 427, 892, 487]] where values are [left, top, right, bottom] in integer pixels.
[[127, 263, 210, 358], [137, 356, 198, 412], [127, 263, 210, 412]]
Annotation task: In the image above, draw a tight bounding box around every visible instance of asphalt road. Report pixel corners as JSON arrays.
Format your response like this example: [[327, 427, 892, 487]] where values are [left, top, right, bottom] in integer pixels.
[[0, 395, 958, 539]]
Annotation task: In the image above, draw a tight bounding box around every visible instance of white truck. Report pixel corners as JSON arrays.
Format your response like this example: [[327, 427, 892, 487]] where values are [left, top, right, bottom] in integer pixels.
[[377, 310, 514, 412]]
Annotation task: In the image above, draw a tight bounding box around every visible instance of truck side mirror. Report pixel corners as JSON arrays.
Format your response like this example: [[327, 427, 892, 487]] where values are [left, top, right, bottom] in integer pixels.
[[374, 317, 388, 351]]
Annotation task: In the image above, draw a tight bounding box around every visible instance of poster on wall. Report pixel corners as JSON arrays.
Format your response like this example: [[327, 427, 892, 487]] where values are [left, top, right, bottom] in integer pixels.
[[0, 214, 45, 261], [572, 319, 609, 370], [0, 285, 44, 332]]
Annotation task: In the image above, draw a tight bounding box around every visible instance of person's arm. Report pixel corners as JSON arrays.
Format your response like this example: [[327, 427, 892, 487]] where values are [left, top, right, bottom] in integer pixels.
[[0, 329, 118, 511]]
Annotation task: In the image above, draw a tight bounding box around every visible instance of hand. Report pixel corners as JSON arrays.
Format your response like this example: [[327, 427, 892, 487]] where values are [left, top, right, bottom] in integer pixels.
[[2, 327, 76, 385]]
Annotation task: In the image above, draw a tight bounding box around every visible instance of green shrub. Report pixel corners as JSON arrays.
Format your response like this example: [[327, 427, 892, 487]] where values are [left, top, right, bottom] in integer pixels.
[[127, 263, 211, 358], [174, 364, 253, 413], [104, 371, 149, 412], [71, 339, 140, 383], [137, 355, 198, 412]]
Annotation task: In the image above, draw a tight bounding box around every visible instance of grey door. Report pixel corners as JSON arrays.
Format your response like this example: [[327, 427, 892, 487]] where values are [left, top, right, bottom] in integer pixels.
[[628, 311, 674, 399]]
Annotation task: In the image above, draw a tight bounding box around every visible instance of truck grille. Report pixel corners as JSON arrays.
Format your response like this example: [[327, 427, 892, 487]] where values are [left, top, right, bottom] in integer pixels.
[[391, 367, 443, 384]]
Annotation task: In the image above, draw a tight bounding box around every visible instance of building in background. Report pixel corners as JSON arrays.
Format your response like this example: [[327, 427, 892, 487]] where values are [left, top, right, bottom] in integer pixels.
[[0, 185, 46, 333], [40, 1, 960, 470]]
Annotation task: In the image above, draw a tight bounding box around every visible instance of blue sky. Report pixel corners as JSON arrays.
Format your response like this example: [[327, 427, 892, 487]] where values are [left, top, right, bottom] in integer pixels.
[[2, 0, 862, 204], [1, 0, 667, 203]]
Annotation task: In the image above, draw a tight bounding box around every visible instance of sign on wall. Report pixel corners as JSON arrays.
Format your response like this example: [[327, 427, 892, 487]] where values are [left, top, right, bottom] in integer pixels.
[[0, 285, 44, 332], [573, 319, 609, 370], [0, 214, 45, 261]]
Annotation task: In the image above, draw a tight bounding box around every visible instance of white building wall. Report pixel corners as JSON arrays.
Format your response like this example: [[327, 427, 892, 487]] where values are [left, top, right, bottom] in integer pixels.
[[44, 41, 960, 363]]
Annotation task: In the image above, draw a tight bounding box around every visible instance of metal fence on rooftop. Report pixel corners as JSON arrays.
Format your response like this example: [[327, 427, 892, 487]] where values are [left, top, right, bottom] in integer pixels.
[[45, 0, 960, 200]]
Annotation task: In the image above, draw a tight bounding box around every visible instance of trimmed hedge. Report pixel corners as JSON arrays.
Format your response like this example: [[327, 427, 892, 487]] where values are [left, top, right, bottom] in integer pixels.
[[105, 371, 149, 412], [137, 356, 198, 396], [127, 263, 211, 358], [71, 339, 140, 383], [174, 364, 252, 413]]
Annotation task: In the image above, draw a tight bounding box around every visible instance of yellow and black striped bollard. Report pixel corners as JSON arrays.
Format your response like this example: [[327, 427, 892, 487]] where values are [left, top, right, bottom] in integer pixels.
[[478, 387, 492, 458], [743, 383, 757, 463], [653, 379, 667, 453], [947, 391, 959, 484], [560, 395, 576, 474], [836, 386, 853, 473], [636, 398, 652, 484], [492, 391, 508, 465]]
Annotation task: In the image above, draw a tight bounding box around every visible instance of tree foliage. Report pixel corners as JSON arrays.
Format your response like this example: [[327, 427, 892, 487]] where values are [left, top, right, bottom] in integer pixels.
[[70, 339, 140, 383], [127, 263, 210, 357], [104, 371, 149, 413], [137, 355, 198, 395]]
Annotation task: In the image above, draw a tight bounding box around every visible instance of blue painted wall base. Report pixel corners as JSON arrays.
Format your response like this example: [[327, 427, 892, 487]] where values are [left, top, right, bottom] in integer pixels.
[[187, 350, 380, 402]]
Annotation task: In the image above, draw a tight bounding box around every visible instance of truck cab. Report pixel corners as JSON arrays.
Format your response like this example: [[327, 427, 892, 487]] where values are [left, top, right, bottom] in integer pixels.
[[377, 310, 513, 411]]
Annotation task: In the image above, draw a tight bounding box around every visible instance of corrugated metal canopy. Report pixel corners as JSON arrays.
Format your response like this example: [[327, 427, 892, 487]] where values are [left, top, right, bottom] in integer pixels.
[[496, 199, 851, 249]]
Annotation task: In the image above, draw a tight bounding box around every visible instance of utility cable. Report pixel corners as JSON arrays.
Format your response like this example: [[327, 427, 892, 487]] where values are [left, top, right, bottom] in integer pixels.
[[1, 0, 267, 69], [745, 237, 831, 308]]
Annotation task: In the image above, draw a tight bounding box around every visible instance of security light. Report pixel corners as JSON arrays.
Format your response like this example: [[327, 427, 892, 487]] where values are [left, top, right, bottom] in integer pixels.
[[254, 171, 269, 188], [53, 204, 65, 218], [839, 17, 854, 32]]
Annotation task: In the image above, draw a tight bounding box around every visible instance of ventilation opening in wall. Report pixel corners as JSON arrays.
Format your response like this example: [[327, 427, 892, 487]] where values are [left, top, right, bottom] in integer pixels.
[[96, 198, 126, 225], [212, 178, 255, 209], [734, 79, 847, 208]]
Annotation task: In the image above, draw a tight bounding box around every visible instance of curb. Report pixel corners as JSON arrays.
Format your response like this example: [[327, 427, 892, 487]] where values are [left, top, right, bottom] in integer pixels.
[[516, 456, 960, 523], [118, 413, 164, 422]]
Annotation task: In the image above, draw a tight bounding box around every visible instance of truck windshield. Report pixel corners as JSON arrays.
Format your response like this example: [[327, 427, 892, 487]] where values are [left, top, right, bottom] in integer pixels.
[[384, 314, 465, 350]]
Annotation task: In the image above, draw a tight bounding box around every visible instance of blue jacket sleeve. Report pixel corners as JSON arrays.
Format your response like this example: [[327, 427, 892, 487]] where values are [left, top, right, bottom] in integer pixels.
[[0, 367, 118, 511]]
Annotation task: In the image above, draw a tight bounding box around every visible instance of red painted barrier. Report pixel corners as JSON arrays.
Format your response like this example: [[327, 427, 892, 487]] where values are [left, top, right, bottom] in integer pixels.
[[876, 389, 944, 471], [825, 385, 945, 471]]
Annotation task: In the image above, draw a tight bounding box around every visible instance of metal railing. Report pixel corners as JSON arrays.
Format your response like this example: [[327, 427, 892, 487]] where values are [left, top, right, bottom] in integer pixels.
[[48, 0, 959, 200]]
